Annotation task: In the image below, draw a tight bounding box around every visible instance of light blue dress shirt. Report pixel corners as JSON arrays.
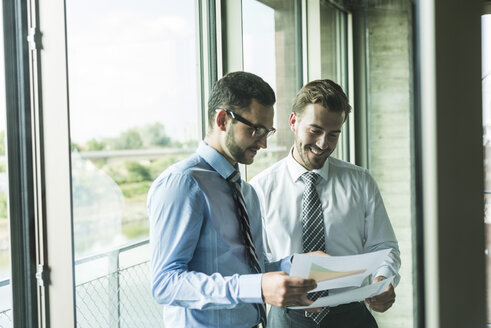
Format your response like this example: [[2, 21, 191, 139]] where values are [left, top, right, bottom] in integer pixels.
[[148, 141, 291, 327]]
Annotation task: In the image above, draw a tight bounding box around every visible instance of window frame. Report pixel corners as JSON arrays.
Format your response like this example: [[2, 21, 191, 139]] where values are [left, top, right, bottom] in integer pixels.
[[30, 0, 216, 326], [416, 0, 486, 327], [3, 0, 40, 326]]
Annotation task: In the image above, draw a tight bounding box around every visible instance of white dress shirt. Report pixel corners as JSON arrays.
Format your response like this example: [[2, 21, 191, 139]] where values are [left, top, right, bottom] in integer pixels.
[[250, 151, 401, 286]]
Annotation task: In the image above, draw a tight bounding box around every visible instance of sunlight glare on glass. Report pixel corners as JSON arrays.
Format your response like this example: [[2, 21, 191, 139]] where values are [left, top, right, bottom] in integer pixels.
[[242, 0, 276, 92]]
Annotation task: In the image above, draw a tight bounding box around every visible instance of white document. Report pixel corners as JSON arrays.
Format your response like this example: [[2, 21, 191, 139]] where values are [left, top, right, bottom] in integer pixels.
[[290, 249, 391, 292], [288, 276, 394, 309]]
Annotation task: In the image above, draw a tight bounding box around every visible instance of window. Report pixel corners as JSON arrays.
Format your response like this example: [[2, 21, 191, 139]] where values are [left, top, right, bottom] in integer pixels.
[[242, 0, 301, 179], [3, 0, 425, 325], [0, 6, 12, 326], [482, 11, 491, 325], [315, 2, 351, 161], [65, 0, 201, 325], [360, 2, 415, 327]]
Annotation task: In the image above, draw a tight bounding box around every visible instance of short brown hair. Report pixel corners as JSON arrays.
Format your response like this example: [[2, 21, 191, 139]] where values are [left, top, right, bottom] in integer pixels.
[[207, 71, 276, 128], [291, 79, 351, 118]]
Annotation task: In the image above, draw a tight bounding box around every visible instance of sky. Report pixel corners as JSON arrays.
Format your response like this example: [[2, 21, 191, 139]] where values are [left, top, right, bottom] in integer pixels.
[[65, 0, 200, 143], [66, 0, 277, 144], [0, 0, 278, 140], [242, 0, 276, 90], [0, 6, 490, 137]]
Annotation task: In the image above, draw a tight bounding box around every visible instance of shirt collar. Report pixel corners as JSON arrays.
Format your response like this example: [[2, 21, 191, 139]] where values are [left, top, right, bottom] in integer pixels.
[[196, 141, 237, 180], [286, 147, 330, 183]]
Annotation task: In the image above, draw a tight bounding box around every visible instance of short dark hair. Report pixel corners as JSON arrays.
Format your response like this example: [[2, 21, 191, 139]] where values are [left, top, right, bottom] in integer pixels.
[[207, 71, 276, 128], [291, 79, 351, 118]]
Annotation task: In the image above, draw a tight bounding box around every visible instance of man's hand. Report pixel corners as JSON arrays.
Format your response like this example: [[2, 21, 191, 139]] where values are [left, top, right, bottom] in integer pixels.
[[365, 276, 395, 312], [261, 271, 317, 308], [304, 250, 331, 257]]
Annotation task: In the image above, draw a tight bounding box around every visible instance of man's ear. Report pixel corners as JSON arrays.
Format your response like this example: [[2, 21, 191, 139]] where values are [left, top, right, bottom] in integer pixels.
[[215, 109, 227, 132], [289, 112, 297, 132]]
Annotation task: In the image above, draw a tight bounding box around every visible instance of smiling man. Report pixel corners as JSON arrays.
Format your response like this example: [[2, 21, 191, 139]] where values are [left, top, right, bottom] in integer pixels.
[[250, 79, 401, 328], [148, 71, 318, 328]]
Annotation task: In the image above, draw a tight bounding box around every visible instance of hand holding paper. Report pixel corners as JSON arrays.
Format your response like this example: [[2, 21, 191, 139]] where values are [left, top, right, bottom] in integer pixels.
[[288, 249, 395, 309], [365, 276, 395, 312], [289, 276, 394, 309], [261, 271, 317, 308]]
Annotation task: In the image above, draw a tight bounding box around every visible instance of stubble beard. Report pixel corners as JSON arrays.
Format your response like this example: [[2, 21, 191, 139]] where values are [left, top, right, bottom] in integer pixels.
[[225, 128, 253, 165], [294, 138, 329, 171]]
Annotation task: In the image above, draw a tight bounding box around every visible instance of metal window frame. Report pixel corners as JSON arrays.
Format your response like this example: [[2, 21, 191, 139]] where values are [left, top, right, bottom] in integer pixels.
[[303, 0, 353, 163], [415, 0, 486, 327], [34, 0, 217, 326], [2, 0, 39, 326], [35, 0, 77, 325], [223, 0, 305, 179], [197, 0, 219, 139]]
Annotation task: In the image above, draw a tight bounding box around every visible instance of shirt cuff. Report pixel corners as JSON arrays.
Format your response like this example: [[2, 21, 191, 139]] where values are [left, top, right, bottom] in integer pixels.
[[280, 255, 294, 274], [238, 274, 263, 303], [373, 267, 400, 287]]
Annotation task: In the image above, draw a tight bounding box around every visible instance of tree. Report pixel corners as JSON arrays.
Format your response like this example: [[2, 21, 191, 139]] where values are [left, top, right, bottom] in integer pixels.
[[140, 122, 171, 147], [111, 129, 143, 150], [86, 138, 107, 151]]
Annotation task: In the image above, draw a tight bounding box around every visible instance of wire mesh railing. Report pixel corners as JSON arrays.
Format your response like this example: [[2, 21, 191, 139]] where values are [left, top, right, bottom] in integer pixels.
[[0, 309, 12, 328], [74, 239, 162, 328], [0, 239, 162, 328], [0, 279, 11, 327], [76, 262, 162, 327]]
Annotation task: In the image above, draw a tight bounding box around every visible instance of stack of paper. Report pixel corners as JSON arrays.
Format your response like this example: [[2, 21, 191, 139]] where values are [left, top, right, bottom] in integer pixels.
[[288, 249, 394, 309]]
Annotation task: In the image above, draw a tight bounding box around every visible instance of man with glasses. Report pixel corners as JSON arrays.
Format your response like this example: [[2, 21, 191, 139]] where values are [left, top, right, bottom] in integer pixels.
[[250, 79, 401, 328], [148, 71, 319, 328]]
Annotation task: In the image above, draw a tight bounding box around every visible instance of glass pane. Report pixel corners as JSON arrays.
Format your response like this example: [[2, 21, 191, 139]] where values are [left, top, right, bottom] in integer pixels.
[[242, 0, 299, 179], [319, 3, 345, 84], [318, 2, 349, 160], [364, 2, 414, 327], [65, 1, 200, 326], [482, 13, 491, 325], [0, 5, 12, 326]]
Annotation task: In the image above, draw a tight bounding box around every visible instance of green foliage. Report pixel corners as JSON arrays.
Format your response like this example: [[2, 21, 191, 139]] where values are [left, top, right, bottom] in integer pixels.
[[122, 220, 149, 240], [140, 122, 171, 147], [0, 131, 4, 156], [0, 162, 5, 173], [0, 193, 8, 220], [125, 161, 151, 182], [86, 138, 107, 151], [0, 251, 9, 268], [105, 161, 152, 185], [71, 141, 81, 152], [120, 181, 152, 198], [105, 162, 127, 184], [109, 129, 143, 150], [71, 121, 181, 152]]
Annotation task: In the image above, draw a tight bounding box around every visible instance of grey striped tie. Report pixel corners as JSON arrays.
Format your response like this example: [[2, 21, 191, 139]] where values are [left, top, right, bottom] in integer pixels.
[[227, 170, 266, 326], [301, 172, 330, 325]]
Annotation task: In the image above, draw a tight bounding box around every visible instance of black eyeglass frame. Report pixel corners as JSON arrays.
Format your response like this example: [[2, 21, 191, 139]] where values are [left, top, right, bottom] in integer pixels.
[[216, 108, 276, 138]]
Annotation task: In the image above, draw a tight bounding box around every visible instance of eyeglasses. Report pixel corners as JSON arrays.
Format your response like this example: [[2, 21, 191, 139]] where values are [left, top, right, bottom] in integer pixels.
[[216, 109, 276, 139]]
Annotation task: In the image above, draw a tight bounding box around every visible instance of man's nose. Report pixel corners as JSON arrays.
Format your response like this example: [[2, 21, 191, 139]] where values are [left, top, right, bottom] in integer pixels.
[[316, 134, 328, 150], [256, 135, 268, 149]]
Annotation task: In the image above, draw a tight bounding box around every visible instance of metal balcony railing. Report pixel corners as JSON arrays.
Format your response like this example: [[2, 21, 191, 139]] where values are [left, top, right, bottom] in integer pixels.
[[0, 239, 163, 328], [0, 279, 12, 327], [75, 239, 162, 328]]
